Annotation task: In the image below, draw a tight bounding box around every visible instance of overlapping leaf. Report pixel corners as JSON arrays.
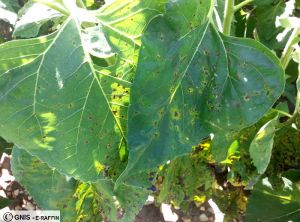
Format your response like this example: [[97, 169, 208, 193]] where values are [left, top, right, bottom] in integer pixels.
[[0, 0, 164, 182], [118, 0, 285, 187]]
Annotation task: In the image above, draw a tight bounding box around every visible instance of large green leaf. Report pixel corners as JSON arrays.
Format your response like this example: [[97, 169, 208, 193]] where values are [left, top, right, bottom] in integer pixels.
[[11, 146, 77, 221], [118, 0, 284, 187], [245, 176, 300, 221], [0, 17, 123, 182], [249, 115, 278, 174], [12, 147, 149, 222], [0, 0, 164, 182]]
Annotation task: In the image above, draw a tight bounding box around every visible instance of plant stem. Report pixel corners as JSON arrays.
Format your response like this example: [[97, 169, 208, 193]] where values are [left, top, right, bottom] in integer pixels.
[[33, 0, 69, 15], [234, 0, 254, 12], [280, 28, 300, 69], [223, 0, 235, 35]]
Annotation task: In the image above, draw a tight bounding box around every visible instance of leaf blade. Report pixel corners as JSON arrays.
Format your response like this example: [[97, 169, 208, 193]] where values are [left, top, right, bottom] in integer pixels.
[[249, 115, 278, 174], [118, 1, 285, 187]]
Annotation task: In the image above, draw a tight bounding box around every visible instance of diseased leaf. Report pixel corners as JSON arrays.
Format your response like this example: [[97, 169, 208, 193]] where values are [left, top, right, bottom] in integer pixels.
[[245, 176, 300, 221], [75, 181, 148, 222], [157, 155, 213, 210], [0, 18, 123, 182], [0, 0, 164, 182], [75, 183, 102, 222], [11, 146, 77, 221], [249, 115, 278, 174], [118, 0, 284, 187], [12, 147, 148, 222], [94, 181, 149, 222]]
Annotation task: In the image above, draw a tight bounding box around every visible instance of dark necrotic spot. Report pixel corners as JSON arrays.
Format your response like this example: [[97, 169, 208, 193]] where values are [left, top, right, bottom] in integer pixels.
[[243, 95, 250, 101]]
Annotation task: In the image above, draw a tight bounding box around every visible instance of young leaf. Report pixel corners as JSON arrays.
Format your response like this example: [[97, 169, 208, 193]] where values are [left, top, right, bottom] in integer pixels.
[[249, 115, 278, 174], [118, 0, 284, 187]]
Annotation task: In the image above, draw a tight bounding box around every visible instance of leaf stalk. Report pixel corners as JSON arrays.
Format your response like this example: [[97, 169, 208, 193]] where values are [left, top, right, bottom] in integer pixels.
[[234, 0, 254, 12], [223, 0, 235, 35], [280, 28, 300, 69]]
